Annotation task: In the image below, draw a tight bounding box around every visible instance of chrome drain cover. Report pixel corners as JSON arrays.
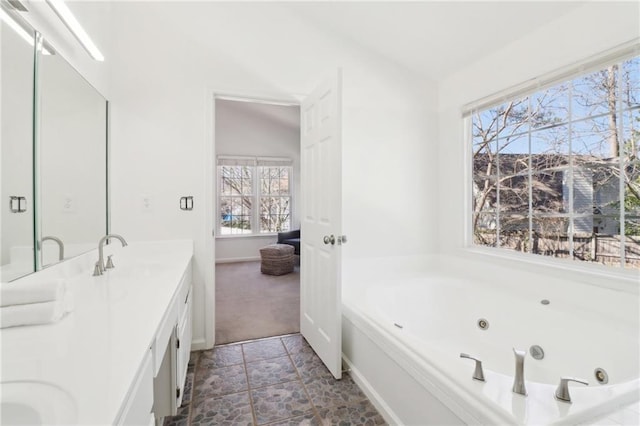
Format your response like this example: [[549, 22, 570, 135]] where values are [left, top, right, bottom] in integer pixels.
[[594, 368, 609, 384], [477, 318, 489, 330], [529, 345, 545, 360]]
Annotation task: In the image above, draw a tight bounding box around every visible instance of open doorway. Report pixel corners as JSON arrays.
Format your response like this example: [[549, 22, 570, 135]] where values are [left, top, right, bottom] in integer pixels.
[[214, 97, 301, 344]]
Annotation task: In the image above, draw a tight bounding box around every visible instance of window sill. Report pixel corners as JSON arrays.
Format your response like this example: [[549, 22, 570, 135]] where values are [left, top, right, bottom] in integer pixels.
[[463, 245, 639, 294], [215, 233, 278, 240]]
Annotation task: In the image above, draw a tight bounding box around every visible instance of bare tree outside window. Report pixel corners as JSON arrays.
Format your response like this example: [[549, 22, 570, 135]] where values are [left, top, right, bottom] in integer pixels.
[[218, 162, 292, 235], [220, 166, 253, 234], [472, 56, 640, 268], [259, 166, 291, 233]]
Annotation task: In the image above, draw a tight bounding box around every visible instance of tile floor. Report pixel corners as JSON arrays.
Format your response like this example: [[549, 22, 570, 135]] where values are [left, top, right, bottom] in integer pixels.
[[164, 333, 387, 426]]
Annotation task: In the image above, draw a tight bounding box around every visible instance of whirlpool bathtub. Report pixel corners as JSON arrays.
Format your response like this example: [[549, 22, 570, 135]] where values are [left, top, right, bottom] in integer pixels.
[[341, 256, 640, 425]]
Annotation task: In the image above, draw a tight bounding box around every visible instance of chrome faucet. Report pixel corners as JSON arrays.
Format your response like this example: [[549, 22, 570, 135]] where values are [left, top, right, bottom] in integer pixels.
[[93, 234, 128, 276], [41, 236, 64, 261], [512, 348, 527, 396]]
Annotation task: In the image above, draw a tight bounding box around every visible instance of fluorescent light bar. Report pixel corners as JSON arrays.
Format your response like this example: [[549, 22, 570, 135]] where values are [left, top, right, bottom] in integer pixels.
[[7, 0, 28, 12], [0, 7, 54, 55], [0, 7, 33, 45], [45, 0, 104, 61]]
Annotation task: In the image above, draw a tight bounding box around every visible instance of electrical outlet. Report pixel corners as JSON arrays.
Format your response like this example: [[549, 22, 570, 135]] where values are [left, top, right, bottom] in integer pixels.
[[63, 195, 75, 213], [141, 195, 153, 212]]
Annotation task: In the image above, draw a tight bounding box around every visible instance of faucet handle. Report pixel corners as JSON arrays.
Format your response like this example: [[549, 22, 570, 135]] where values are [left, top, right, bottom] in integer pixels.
[[555, 377, 588, 403], [106, 255, 115, 269], [92, 261, 103, 276], [460, 353, 485, 381]]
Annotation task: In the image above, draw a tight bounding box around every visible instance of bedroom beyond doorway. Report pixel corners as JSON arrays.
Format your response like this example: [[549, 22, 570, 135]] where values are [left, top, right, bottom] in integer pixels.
[[215, 261, 300, 344]]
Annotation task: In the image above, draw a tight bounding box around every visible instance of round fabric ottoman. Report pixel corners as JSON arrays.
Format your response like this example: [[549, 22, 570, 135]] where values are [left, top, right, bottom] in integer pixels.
[[259, 244, 295, 276]]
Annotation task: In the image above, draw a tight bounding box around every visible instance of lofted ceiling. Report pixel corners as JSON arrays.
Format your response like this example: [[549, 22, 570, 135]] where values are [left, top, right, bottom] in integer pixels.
[[284, 1, 588, 81], [66, 1, 591, 85]]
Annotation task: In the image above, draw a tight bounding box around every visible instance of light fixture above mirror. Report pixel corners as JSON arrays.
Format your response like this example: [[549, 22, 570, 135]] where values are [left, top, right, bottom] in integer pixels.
[[45, 0, 104, 61], [0, 3, 54, 55]]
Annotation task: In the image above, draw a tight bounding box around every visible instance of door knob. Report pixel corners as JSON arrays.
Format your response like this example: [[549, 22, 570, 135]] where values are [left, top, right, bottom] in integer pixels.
[[323, 235, 336, 245]]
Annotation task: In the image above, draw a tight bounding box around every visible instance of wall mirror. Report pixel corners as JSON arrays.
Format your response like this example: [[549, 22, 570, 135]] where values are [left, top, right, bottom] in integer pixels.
[[0, 8, 108, 281], [36, 34, 108, 269], [1, 16, 35, 281]]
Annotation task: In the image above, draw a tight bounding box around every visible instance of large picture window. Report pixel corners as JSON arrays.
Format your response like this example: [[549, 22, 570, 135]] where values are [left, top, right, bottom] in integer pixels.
[[471, 55, 639, 268], [218, 157, 292, 236]]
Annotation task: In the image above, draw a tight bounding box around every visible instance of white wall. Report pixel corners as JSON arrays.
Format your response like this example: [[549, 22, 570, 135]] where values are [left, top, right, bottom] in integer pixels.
[[215, 99, 301, 263], [107, 2, 438, 348], [436, 2, 639, 280]]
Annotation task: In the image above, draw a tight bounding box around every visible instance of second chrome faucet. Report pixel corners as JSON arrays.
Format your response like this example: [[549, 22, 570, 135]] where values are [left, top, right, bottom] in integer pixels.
[[93, 234, 128, 276]]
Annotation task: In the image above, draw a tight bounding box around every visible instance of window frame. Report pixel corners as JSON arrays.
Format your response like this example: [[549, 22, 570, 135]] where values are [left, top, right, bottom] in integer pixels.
[[465, 48, 640, 271], [216, 156, 294, 238]]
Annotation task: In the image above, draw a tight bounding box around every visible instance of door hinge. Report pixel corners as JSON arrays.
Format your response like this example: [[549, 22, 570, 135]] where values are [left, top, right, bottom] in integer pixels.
[[176, 387, 181, 399], [176, 337, 180, 349]]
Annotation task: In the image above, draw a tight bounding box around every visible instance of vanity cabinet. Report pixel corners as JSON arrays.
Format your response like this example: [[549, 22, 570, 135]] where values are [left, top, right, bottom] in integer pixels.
[[116, 259, 193, 425], [0, 241, 195, 425]]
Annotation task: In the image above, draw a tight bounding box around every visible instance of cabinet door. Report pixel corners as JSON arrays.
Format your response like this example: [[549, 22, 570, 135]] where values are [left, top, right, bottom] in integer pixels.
[[176, 287, 192, 407]]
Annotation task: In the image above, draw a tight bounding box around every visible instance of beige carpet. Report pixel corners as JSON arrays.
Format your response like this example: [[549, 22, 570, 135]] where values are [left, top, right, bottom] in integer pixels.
[[215, 261, 300, 344]]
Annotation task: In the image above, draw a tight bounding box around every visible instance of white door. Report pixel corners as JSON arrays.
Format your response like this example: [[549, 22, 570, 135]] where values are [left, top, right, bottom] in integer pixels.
[[300, 71, 343, 380]]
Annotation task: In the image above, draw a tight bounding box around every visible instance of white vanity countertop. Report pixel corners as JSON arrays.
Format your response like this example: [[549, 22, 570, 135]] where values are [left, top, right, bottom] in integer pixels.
[[0, 240, 194, 425]]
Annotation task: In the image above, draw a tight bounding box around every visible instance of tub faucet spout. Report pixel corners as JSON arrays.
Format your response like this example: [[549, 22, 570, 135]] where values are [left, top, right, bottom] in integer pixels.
[[512, 348, 527, 396]]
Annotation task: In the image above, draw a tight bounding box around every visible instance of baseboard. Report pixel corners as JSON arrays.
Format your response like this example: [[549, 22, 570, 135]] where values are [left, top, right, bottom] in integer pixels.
[[190, 337, 209, 351], [215, 256, 261, 264], [342, 354, 403, 426]]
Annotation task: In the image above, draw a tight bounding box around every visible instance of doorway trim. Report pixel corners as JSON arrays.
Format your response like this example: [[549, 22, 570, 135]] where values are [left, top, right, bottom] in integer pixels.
[[203, 88, 304, 349]]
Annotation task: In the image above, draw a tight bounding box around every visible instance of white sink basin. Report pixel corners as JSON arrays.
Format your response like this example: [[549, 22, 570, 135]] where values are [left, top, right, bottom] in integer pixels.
[[1, 381, 76, 425]]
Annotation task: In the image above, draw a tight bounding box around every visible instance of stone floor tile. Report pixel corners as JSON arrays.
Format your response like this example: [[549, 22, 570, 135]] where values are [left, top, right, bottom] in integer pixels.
[[194, 363, 247, 398], [243, 338, 288, 363], [163, 403, 190, 426], [246, 355, 299, 388], [181, 367, 195, 405], [251, 380, 314, 425], [264, 413, 321, 426], [290, 352, 334, 381], [316, 400, 387, 426], [191, 391, 254, 426], [281, 335, 314, 355], [303, 374, 367, 410], [200, 344, 244, 368]]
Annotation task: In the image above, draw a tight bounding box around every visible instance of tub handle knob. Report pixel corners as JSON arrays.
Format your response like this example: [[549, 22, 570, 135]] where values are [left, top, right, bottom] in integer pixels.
[[555, 377, 588, 403], [460, 353, 485, 382]]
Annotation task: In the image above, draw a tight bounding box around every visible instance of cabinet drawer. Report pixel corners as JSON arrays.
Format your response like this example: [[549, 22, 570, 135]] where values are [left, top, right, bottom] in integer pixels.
[[116, 350, 154, 425], [176, 263, 192, 317], [153, 301, 178, 376], [153, 261, 191, 375]]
